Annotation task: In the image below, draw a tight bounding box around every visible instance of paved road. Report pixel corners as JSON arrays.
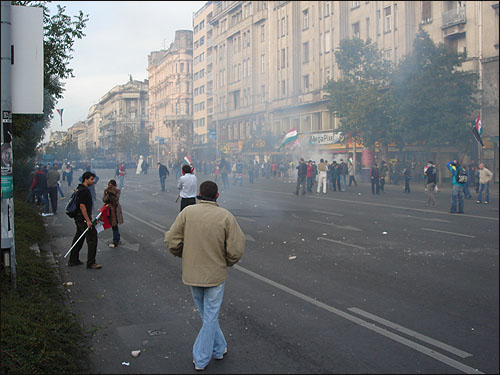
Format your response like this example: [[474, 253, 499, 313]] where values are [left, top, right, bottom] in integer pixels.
[[45, 169, 499, 374]]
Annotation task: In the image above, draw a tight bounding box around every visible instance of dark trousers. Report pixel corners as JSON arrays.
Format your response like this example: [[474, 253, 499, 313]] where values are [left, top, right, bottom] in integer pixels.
[[349, 175, 357, 187], [48, 186, 58, 213], [34, 189, 49, 212], [180, 197, 196, 211], [112, 225, 120, 244], [379, 178, 385, 192], [371, 178, 380, 194], [66, 174, 73, 186], [296, 175, 306, 195], [404, 177, 411, 193], [306, 177, 313, 191], [70, 220, 98, 267]]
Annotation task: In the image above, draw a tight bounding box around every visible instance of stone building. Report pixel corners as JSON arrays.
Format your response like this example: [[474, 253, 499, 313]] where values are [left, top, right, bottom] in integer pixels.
[[147, 30, 193, 164], [202, 1, 498, 179], [67, 120, 86, 157]]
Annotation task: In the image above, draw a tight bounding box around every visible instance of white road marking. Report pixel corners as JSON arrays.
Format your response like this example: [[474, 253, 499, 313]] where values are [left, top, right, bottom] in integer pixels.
[[150, 221, 167, 230], [237, 216, 256, 223], [234, 265, 483, 374], [420, 228, 476, 238], [392, 213, 451, 223], [310, 219, 363, 232], [254, 188, 498, 221], [123, 209, 484, 374], [312, 210, 344, 217], [348, 307, 472, 358], [122, 210, 166, 233], [317, 236, 366, 249]]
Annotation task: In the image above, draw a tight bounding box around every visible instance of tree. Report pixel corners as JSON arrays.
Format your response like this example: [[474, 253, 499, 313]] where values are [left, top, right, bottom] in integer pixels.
[[11, 1, 88, 187], [392, 30, 479, 151], [325, 38, 398, 154], [115, 126, 151, 161]]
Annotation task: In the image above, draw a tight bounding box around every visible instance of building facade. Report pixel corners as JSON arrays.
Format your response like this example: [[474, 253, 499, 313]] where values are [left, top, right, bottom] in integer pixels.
[[202, 1, 498, 179], [147, 30, 194, 164]]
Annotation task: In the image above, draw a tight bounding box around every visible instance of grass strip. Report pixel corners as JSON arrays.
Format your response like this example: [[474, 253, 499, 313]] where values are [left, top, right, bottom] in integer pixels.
[[1, 195, 90, 374]]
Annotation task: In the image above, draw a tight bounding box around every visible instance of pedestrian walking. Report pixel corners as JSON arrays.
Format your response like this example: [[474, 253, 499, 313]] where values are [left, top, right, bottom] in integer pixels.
[[403, 165, 412, 193], [370, 163, 380, 195], [177, 164, 198, 211], [295, 158, 307, 195], [316, 158, 328, 194], [348, 161, 357, 187], [338, 159, 348, 191], [424, 161, 438, 207], [164, 180, 245, 371], [68, 171, 102, 269], [64, 162, 73, 187], [158, 162, 170, 191], [219, 158, 230, 190], [379, 161, 388, 192], [31, 165, 50, 214], [476, 163, 493, 205], [102, 179, 123, 248], [118, 162, 126, 189], [47, 164, 61, 214], [446, 160, 466, 213]]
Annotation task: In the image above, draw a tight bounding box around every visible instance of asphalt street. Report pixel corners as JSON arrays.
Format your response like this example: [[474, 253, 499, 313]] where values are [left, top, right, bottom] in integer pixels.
[[44, 169, 499, 374]]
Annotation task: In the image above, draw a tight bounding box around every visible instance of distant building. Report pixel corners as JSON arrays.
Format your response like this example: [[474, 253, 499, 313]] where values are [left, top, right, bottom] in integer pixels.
[[148, 30, 193, 164]]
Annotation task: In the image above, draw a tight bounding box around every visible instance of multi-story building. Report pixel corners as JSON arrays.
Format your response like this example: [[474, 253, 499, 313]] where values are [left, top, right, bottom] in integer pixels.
[[193, 1, 215, 159], [205, 1, 498, 179], [67, 120, 86, 157], [86, 104, 102, 153], [98, 78, 149, 162], [147, 30, 193, 164]]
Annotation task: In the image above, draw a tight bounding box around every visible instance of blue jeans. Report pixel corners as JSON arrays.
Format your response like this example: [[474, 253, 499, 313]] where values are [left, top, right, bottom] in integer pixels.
[[160, 176, 166, 191], [119, 175, 124, 189], [463, 182, 472, 198], [112, 226, 120, 244], [191, 282, 227, 369], [478, 183, 489, 203], [450, 184, 464, 213], [340, 174, 346, 190]]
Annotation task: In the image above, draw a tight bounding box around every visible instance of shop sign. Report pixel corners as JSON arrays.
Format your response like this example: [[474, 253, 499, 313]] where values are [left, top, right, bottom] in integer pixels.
[[309, 132, 344, 145]]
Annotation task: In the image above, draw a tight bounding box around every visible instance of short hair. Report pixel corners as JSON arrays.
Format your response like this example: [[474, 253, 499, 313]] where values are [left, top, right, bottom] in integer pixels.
[[199, 180, 218, 199], [320, 158, 324, 163], [182, 164, 192, 174], [81, 171, 96, 181], [108, 179, 117, 186]]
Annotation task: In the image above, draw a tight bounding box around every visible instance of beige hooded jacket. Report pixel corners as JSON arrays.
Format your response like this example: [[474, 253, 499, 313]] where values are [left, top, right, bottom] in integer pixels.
[[165, 200, 245, 287]]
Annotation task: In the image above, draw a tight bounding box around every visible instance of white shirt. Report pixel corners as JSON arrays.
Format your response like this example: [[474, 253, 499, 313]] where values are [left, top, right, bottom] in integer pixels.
[[177, 173, 198, 198]]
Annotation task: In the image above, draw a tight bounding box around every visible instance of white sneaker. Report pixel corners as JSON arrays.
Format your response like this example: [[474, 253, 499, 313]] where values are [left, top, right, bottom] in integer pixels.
[[214, 347, 227, 360], [108, 243, 115, 248]]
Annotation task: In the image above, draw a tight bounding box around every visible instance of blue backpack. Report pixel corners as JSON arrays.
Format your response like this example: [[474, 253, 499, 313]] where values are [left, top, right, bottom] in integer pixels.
[[65, 190, 79, 218]]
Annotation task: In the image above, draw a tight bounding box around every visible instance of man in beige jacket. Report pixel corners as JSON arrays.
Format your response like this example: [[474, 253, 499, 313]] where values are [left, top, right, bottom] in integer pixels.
[[476, 163, 493, 204], [165, 180, 245, 371]]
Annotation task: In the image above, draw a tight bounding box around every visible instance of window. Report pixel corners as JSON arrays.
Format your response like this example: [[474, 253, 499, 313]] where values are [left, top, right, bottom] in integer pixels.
[[377, 10, 381, 35], [421, 1, 432, 23], [303, 41, 309, 64], [384, 6, 391, 33], [384, 49, 391, 60], [303, 9, 309, 30], [200, 20, 204, 30], [326, 67, 331, 82], [303, 74, 310, 92], [281, 17, 286, 36], [261, 24, 265, 42], [325, 2, 330, 17], [324, 31, 331, 53], [352, 22, 360, 38], [281, 80, 286, 96], [180, 62, 184, 72], [394, 3, 398, 30], [261, 54, 265, 73], [200, 36, 205, 46], [281, 48, 286, 68], [366, 17, 370, 39], [247, 29, 250, 47], [352, 1, 360, 9]]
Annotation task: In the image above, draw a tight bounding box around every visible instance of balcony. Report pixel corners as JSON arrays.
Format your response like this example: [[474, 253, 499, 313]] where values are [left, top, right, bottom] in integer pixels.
[[441, 7, 466, 29]]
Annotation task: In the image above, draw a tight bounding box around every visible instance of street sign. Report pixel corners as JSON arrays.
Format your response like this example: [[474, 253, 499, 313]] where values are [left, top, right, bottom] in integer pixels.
[[160, 138, 164, 145], [209, 129, 216, 140], [155, 136, 159, 143]]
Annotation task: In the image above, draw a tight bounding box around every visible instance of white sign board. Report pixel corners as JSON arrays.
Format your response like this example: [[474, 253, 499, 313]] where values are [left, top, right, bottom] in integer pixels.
[[309, 131, 344, 145], [11, 5, 44, 114]]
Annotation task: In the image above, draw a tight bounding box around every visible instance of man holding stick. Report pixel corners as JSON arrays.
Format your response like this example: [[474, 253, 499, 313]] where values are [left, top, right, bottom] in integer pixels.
[[67, 171, 102, 269]]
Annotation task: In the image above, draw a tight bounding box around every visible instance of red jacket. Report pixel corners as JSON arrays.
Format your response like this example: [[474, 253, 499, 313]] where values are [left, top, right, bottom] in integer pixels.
[[306, 164, 313, 178]]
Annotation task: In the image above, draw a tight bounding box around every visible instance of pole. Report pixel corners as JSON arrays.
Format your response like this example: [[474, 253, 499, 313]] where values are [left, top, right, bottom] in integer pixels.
[[64, 227, 89, 258], [1, 1, 17, 291]]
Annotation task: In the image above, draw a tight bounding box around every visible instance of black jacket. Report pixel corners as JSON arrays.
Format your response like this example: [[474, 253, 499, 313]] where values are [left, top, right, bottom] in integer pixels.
[[159, 164, 169, 177], [297, 163, 307, 177]]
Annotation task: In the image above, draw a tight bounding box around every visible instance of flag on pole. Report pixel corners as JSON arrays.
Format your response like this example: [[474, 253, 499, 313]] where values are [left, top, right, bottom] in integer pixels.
[[183, 155, 192, 165], [278, 128, 298, 151], [472, 114, 484, 147], [97, 205, 111, 231], [57, 108, 64, 127]]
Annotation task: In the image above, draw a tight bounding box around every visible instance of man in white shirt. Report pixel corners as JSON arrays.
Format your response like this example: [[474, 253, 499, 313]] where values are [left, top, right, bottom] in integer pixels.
[[178, 164, 198, 211]]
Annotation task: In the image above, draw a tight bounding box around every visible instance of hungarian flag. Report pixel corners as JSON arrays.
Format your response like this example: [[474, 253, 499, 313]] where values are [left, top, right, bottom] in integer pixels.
[[472, 114, 484, 147], [57, 108, 64, 127], [278, 128, 298, 151], [95, 205, 111, 233], [183, 155, 192, 165]]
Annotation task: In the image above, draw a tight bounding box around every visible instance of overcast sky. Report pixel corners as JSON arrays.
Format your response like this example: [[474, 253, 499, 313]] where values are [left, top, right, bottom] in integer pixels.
[[45, 1, 206, 140]]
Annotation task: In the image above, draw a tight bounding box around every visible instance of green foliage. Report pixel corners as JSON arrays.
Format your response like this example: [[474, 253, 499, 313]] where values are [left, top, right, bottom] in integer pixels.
[[10, 2, 88, 184], [1, 197, 90, 374], [392, 30, 479, 149], [116, 126, 151, 158], [325, 38, 396, 149]]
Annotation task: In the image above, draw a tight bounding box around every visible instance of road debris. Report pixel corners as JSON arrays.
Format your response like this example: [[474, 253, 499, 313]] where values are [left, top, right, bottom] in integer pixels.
[[289, 255, 297, 260], [121, 362, 130, 366], [131, 350, 141, 357]]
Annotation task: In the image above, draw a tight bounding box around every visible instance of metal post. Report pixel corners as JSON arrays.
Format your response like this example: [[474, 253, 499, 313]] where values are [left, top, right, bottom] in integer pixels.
[[1, 1, 17, 290]]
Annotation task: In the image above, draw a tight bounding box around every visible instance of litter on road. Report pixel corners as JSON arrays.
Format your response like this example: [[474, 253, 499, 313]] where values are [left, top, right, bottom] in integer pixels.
[[131, 350, 141, 357]]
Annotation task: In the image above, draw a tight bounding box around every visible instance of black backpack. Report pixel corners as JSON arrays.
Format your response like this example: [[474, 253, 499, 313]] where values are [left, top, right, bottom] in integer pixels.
[[65, 190, 79, 218], [456, 166, 467, 184]]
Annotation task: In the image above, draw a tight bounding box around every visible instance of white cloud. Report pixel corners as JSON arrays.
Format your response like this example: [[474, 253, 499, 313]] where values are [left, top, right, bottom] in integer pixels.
[[46, 1, 205, 138]]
